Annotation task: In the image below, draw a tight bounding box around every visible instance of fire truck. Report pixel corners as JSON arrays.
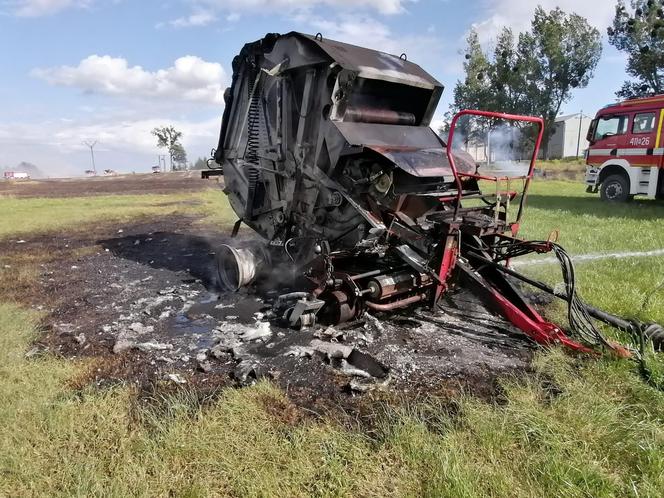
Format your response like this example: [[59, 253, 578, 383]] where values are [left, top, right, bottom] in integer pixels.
[[585, 94, 664, 202]]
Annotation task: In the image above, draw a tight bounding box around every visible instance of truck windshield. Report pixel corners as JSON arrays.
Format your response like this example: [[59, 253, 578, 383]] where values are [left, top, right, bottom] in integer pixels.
[[594, 115, 628, 141]]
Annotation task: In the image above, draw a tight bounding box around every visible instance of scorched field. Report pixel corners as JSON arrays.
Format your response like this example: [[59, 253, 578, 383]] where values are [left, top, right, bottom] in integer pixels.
[[1, 171, 664, 497]]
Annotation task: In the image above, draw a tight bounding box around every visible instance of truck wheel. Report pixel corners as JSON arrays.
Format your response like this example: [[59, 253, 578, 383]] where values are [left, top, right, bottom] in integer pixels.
[[600, 174, 631, 202]]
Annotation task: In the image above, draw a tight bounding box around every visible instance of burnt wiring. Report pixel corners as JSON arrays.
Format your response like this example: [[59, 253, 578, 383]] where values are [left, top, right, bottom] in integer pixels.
[[486, 238, 664, 389], [477, 238, 621, 348], [543, 242, 614, 349], [505, 241, 664, 348], [284, 236, 321, 262]]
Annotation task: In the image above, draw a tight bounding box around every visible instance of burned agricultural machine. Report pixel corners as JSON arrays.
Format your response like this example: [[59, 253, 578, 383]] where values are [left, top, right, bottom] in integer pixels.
[[206, 32, 664, 359]]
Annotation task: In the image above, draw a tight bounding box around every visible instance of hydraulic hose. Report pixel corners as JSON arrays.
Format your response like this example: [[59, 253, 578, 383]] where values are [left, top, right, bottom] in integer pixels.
[[467, 249, 664, 351]]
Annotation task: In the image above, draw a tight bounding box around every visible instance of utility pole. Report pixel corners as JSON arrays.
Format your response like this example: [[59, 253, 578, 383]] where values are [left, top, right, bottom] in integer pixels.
[[83, 140, 98, 175], [576, 111, 583, 158]]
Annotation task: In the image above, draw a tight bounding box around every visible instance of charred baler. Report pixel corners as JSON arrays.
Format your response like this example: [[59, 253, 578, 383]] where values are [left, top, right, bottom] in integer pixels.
[[208, 32, 663, 354]]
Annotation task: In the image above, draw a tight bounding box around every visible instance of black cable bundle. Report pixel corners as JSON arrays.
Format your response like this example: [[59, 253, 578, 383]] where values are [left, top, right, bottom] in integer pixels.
[[481, 238, 664, 390], [547, 243, 613, 349], [493, 240, 614, 348]]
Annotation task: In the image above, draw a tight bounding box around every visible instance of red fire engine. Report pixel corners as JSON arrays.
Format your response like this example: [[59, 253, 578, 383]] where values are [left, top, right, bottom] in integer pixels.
[[585, 94, 664, 202]]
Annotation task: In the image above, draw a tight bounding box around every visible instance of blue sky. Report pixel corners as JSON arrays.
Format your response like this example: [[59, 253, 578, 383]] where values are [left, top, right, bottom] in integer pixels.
[[0, 0, 624, 176]]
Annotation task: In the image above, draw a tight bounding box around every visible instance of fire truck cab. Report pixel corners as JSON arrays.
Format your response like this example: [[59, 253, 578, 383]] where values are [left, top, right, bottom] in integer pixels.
[[585, 95, 664, 202]]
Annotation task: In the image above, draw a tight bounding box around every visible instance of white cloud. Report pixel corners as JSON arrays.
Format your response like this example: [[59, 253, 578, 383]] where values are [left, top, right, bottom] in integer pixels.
[[166, 10, 217, 28], [471, 0, 616, 44], [293, 13, 445, 68], [7, 0, 90, 16], [10, 0, 411, 20], [0, 115, 221, 175], [198, 0, 411, 16], [32, 55, 227, 105]]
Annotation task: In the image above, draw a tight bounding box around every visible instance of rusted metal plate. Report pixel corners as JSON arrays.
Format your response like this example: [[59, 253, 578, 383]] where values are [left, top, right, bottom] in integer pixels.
[[368, 147, 477, 177], [333, 121, 442, 149], [297, 32, 441, 90], [330, 122, 477, 177]]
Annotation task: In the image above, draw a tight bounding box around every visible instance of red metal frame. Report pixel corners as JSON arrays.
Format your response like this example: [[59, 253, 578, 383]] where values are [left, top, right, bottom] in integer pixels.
[[438, 111, 590, 353], [445, 110, 544, 222], [435, 234, 458, 302], [485, 282, 592, 352]]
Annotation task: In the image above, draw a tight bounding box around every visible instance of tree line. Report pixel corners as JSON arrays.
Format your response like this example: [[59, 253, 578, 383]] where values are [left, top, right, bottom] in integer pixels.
[[449, 0, 664, 156]]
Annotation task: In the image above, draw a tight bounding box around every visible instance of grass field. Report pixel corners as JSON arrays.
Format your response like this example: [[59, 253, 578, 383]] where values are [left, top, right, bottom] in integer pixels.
[[535, 158, 587, 179], [2, 180, 664, 496], [0, 189, 234, 237]]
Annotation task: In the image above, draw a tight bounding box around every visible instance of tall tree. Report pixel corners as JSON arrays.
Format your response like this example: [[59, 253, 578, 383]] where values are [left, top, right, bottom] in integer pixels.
[[447, 30, 498, 150], [608, 0, 664, 99], [451, 7, 602, 157], [151, 126, 184, 171], [171, 143, 188, 170]]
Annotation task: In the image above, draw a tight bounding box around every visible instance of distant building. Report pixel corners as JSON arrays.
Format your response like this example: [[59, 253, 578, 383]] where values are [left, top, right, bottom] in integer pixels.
[[3, 171, 29, 180], [548, 113, 593, 159]]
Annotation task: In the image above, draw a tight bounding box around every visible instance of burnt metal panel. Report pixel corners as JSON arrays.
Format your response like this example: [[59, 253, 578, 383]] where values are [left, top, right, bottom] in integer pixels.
[[296, 32, 441, 90], [332, 121, 443, 149], [368, 147, 476, 177], [213, 31, 460, 246]]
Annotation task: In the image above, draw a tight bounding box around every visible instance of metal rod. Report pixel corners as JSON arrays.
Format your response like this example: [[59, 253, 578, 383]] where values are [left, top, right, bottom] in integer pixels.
[[466, 251, 636, 332], [576, 110, 583, 158], [350, 267, 401, 281], [366, 293, 427, 311], [349, 269, 383, 281]]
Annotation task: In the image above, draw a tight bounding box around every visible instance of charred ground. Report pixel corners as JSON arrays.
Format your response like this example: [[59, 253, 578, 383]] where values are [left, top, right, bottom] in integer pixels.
[[3, 175, 664, 497], [1, 173, 535, 411]]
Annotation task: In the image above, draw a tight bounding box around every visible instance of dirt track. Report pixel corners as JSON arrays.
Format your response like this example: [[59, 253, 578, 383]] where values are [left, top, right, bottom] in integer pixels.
[[2, 174, 534, 409], [0, 171, 210, 198]]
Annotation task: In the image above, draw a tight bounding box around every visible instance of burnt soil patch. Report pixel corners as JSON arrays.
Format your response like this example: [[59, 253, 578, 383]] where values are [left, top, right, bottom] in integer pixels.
[[2, 213, 535, 413]]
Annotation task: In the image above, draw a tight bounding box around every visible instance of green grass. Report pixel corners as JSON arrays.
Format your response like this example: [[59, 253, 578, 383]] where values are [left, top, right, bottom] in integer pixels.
[[2, 179, 664, 496], [522, 180, 664, 254], [2, 304, 664, 497], [0, 189, 234, 237]]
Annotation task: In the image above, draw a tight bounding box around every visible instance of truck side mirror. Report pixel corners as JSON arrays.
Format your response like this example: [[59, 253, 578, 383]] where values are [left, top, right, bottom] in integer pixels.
[[586, 118, 598, 144]]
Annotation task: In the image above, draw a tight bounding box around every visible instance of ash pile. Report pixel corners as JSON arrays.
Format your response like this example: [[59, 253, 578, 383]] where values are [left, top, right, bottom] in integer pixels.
[[103, 276, 533, 394], [207, 288, 534, 393]]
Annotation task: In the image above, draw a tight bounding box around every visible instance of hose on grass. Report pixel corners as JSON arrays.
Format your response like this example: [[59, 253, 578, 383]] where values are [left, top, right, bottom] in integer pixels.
[[499, 239, 664, 390], [636, 323, 664, 391], [497, 240, 615, 349]]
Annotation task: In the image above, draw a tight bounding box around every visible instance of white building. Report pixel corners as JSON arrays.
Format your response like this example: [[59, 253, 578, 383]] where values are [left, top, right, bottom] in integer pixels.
[[3, 171, 30, 180], [548, 113, 593, 159]]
